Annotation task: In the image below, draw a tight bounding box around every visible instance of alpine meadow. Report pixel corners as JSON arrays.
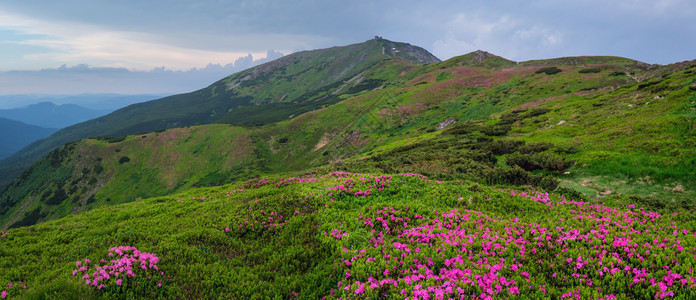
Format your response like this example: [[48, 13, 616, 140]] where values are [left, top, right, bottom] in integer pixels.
[[1, 38, 695, 299]]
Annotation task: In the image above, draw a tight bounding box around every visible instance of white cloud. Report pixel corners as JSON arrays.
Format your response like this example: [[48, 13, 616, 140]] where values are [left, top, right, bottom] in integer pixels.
[[432, 31, 476, 60], [431, 12, 564, 61], [0, 9, 277, 70], [514, 26, 563, 46]]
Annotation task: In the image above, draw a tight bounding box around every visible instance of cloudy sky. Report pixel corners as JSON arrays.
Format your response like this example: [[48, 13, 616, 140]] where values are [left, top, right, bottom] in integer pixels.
[[0, 0, 694, 96]]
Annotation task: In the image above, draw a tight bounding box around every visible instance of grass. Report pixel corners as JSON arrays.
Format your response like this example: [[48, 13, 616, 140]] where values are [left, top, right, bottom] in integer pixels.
[[1, 171, 696, 298]]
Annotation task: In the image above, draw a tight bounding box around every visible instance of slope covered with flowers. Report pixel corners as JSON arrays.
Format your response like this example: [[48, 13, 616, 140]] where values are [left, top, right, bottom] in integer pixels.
[[0, 171, 695, 298]]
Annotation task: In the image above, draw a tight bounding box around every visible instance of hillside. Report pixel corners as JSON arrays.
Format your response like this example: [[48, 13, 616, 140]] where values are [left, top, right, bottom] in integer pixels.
[[0, 118, 57, 159], [1, 171, 695, 298], [0, 38, 438, 190], [2, 46, 694, 229], [0, 38, 695, 298]]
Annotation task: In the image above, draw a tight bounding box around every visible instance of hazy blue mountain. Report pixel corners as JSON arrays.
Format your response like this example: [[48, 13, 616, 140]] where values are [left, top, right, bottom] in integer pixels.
[[0, 118, 57, 159], [0, 102, 112, 129], [0, 94, 166, 111]]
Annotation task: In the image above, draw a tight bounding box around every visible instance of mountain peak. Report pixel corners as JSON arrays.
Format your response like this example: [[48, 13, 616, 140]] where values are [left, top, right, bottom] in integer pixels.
[[370, 38, 441, 64], [471, 50, 497, 63], [440, 50, 516, 68]]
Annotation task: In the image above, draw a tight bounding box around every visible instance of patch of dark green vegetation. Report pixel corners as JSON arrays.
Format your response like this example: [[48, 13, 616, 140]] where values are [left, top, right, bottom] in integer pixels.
[[336, 133, 563, 190], [535, 67, 562, 75], [578, 68, 601, 74]]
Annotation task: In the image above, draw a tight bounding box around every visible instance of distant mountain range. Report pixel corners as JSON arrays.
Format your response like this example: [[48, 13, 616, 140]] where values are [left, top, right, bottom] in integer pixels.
[[0, 118, 56, 159], [0, 94, 166, 111], [0, 102, 110, 129]]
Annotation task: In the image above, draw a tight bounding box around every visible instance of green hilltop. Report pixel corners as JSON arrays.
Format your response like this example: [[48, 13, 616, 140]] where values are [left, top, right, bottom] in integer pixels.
[[0, 38, 438, 190], [0, 39, 695, 298]]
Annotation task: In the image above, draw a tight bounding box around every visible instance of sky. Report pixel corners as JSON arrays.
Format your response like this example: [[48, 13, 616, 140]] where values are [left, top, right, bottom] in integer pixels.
[[0, 0, 694, 97]]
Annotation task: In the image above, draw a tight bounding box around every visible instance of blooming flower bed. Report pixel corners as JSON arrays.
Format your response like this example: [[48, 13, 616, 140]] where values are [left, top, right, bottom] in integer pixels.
[[72, 246, 163, 297], [1, 171, 695, 298], [324, 188, 696, 299]]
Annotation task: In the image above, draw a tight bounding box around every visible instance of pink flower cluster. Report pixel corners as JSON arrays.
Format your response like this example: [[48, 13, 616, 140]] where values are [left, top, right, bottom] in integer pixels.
[[327, 229, 350, 240], [72, 246, 162, 290], [0, 281, 27, 299], [328, 174, 391, 197], [496, 186, 551, 205], [230, 209, 288, 232], [0, 231, 7, 238], [331, 193, 696, 298]]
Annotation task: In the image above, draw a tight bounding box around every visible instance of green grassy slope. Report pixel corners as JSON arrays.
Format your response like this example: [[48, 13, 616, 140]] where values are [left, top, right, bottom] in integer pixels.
[[1, 171, 695, 298], [0, 125, 259, 228], [0, 39, 439, 191], [3, 52, 694, 230]]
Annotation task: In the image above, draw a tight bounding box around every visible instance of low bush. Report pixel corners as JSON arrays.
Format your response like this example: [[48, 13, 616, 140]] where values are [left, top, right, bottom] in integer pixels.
[[443, 123, 481, 135], [578, 68, 600, 74], [506, 152, 572, 173], [554, 143, 581, 154], [44, 189, 68, 205], [481, 124, 511, 136], [517, 142, 554, 154], [535, 67, 562, 75], [488, 139, 525, 155]]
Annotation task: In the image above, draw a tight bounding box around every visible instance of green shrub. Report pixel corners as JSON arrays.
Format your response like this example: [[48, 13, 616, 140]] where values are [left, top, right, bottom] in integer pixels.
[[506, 152, 572, 173], [554, 143, 581, 154], [44, 189, 68, 205], [529, 173, 560, 190], [517, 142, 554, 154], [555, 186, 585, 200], [9, 207, 44, 228], [451, 159, 488, 175], [483, 166, 559, 190], [22, 278, 98, 299], [535, 67, 562, 75], [118, 156, 131, 164], [578, 68, 600, 74], [483, 166, 531, 186], [94, 136, 126, 143], [443, 123, 481, 135], [279, 137, 289, 143], [481, 124, 511, 136], [526, 108, 551, 117], [488, 139, 525, 155], [637, 80, 661, 90]]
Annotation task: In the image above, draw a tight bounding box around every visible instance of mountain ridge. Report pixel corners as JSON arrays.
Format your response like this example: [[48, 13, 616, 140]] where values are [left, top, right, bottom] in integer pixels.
[[0, 38, 439, 190], [0, 102, 111, 128], [1, 42, 693, 229]]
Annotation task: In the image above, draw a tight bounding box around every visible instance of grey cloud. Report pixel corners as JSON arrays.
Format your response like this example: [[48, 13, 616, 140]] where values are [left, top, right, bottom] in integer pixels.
[[1, 0, 694, 66], [0, 50, 285, 95]]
